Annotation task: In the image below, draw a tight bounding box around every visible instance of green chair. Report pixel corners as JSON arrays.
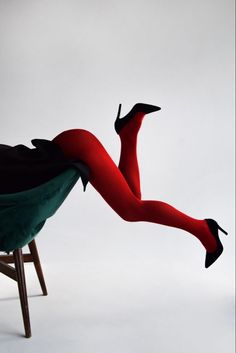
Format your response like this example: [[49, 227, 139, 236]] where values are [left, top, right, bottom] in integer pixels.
[[0, 168, 83, 338]]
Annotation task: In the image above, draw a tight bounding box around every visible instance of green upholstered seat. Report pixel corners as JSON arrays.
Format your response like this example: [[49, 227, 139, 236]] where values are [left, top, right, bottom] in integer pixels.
[[0, 168, 81, 253]]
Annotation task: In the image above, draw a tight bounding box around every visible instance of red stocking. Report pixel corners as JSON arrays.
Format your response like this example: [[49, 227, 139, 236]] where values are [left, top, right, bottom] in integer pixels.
[[118, 112, 144, 199], [52, 128, 217, 253]]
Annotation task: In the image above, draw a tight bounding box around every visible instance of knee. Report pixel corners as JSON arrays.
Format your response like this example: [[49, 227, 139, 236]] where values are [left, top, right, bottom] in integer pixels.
[[52, 129, 101, 160], [120, 213, 136, 222], [53, 129, 96, 145], [118, 199, 143, 222]]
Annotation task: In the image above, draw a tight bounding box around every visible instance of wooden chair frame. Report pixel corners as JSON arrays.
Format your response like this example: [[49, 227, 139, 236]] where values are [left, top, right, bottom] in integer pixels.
[[0, 239, 47, 338]]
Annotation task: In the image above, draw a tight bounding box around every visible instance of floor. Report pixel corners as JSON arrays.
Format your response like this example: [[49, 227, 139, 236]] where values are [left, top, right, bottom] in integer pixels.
[[0, 254, 234, 353]]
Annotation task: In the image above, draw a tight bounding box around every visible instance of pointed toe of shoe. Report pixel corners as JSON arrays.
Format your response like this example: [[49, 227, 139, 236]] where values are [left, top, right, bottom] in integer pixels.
[[205, 245, 223, 268]]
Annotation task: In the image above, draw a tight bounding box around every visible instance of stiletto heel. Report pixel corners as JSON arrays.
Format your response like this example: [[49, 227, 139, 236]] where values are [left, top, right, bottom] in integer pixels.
[[115, 103, 161, 134], [217, 224, 228, 235], [204, 218, 228, 268]]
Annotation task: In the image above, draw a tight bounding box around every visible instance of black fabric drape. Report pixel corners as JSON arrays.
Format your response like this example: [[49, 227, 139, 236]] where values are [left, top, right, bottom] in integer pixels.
[[0, 139, 89, 194]]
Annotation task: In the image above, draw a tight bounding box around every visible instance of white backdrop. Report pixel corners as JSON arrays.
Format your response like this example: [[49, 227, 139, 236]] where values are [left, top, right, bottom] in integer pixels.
[[0, 1, 235, 352]]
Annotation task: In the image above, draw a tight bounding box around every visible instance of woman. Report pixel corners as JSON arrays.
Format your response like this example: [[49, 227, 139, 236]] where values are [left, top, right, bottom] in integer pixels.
[[0, 103, 227, 266], [52, 103, 227, 268]]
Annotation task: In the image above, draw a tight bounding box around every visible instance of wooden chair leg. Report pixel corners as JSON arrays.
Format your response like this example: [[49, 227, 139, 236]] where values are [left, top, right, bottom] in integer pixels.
[[28, 240, 48, 296], [13, 248, 32, 338]]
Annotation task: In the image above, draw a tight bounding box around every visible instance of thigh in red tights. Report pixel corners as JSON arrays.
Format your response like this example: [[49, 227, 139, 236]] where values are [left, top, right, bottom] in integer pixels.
[[52, 129, 217, 254]]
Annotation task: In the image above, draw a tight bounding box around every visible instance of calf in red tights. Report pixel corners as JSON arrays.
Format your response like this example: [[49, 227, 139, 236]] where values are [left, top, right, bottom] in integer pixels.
[[52, 103, 227, 268]]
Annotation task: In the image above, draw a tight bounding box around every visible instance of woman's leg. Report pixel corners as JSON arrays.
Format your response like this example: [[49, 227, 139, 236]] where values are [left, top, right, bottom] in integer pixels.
[[117, 112, 144, 199], [116, 103, 160, 199], [53, 129, 218, 253]]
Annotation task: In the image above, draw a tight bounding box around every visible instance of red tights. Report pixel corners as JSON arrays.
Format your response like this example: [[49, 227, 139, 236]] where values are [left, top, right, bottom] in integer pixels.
[[52, 117, 217, 254]]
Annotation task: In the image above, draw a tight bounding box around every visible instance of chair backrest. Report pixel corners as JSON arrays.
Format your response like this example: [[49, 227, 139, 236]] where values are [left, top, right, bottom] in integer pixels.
[[0, 168, 81, 253]]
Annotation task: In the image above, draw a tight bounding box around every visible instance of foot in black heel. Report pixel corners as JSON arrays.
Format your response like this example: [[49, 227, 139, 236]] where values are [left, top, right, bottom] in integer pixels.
[[114, 103, 161, 134], [204, 218, 228, 268]]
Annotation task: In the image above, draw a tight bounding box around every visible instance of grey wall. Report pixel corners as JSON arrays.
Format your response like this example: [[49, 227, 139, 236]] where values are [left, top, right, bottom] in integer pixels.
[[0, 2, 234, 350], [0, 0, 234, 267]]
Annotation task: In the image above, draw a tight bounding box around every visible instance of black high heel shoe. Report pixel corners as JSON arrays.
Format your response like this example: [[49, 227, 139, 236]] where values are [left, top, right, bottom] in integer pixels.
[[204, 218, 228, 268], [114, 103, 161, 134]]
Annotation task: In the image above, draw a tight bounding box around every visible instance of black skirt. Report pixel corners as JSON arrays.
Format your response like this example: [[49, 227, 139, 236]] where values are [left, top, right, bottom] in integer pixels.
[[0, 139, 89, 194]]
